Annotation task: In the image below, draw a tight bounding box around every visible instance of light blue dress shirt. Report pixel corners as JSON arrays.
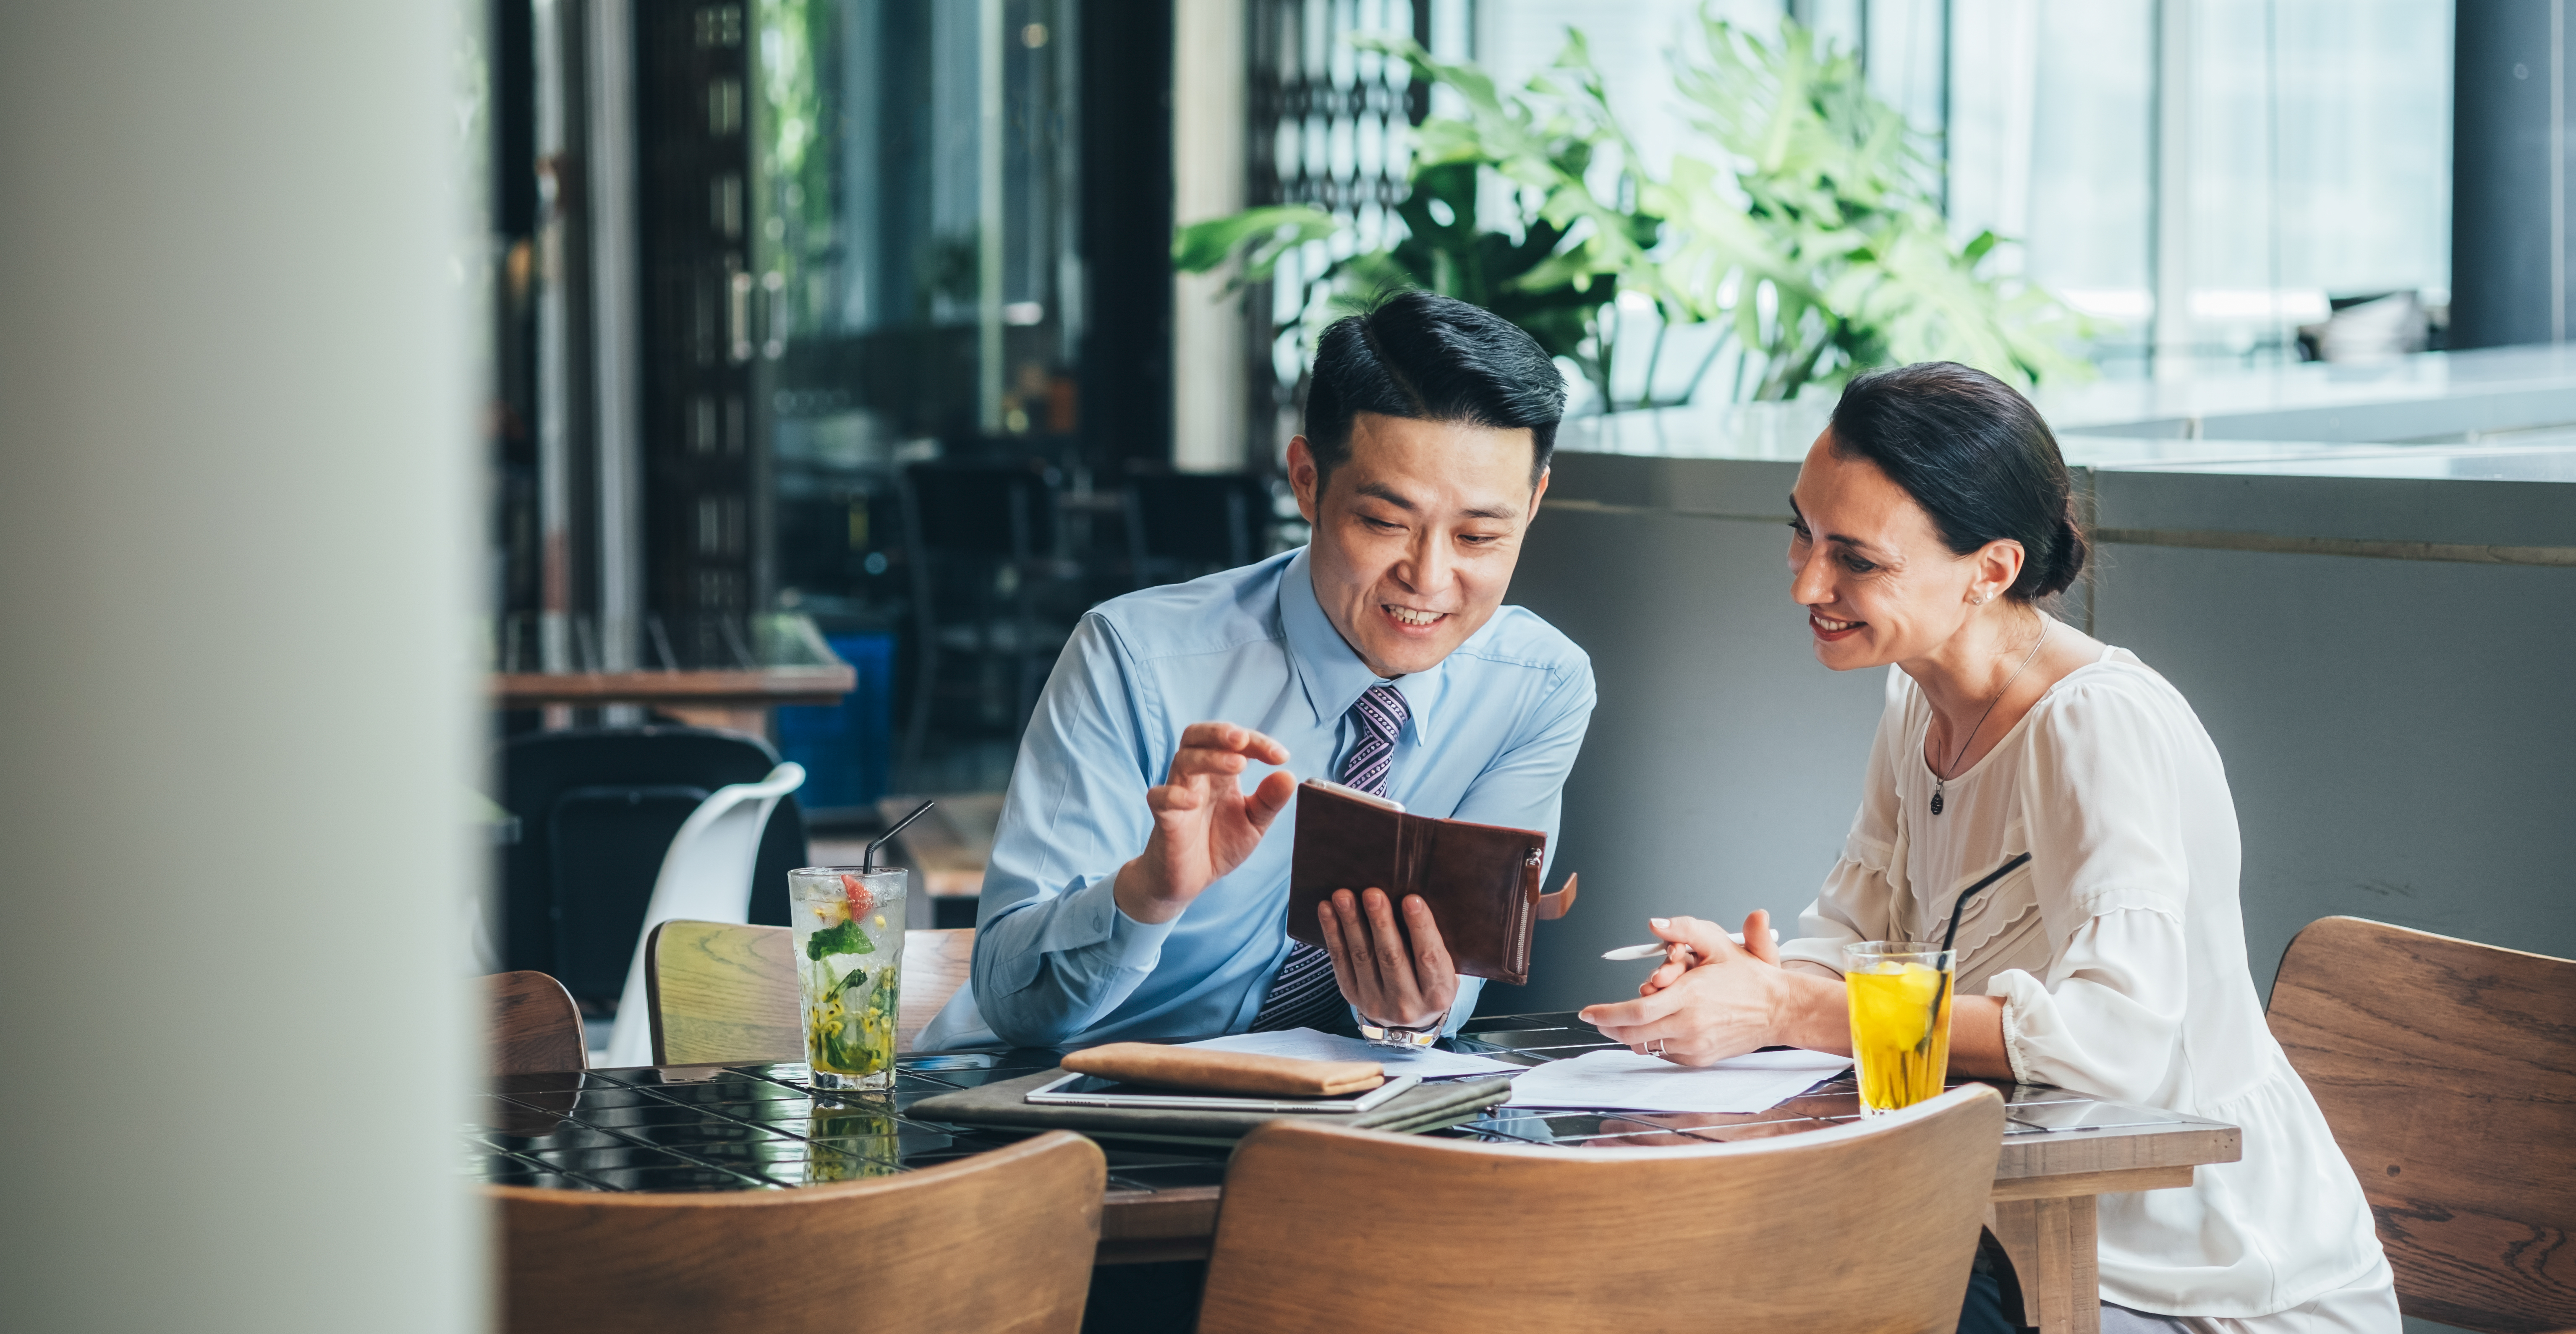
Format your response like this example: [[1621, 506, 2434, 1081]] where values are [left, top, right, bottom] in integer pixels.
[[918, 547, 1597, 1050]]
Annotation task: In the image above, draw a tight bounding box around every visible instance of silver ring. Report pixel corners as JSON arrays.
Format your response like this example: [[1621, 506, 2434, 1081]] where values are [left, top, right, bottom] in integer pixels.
[[1648, 1038, 1666, 1057]]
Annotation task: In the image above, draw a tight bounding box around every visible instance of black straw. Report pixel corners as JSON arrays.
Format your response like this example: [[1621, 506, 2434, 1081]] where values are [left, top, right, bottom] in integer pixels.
[[1939, 852, 2031, 956], [1917, 851, 2032, 1055], [864, 800, 938, 872]]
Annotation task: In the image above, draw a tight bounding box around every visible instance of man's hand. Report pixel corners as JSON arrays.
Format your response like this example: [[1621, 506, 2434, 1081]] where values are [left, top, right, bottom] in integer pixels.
[[1317, 888, 1459, 1029], [1113, 723, 1296, 925]]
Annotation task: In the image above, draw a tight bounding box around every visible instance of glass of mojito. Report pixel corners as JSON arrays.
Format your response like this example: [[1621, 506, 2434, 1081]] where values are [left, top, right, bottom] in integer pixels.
[[788, 867, 906, 1092]]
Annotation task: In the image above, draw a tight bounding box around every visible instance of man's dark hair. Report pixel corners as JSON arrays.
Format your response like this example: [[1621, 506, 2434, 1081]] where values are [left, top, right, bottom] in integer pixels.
[[1827, 361, 2088, 602], [1302, 290, 1566, 488]]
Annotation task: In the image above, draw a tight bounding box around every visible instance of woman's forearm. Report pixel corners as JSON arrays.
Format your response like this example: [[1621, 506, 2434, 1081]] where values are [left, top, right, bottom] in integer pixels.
[[1767, 968, 1856, 1053], [1947, 995, 2011, 1078], [1765, 970, 2014, 1079]]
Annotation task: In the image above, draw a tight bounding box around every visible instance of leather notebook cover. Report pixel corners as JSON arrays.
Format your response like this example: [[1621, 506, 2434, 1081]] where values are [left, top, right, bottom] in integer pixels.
[[1287, 779, 1574, 987], [907, 1068, 1515, 1145], [1062, 1043, 1385, 1096]]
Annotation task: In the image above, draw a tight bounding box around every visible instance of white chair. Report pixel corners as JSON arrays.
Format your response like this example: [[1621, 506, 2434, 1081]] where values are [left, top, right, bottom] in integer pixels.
[[602, 762, 805, 1067]]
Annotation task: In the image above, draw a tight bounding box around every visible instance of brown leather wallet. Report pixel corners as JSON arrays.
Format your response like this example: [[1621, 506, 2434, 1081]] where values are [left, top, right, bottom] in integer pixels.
[[1287, 779, 1577, 986]]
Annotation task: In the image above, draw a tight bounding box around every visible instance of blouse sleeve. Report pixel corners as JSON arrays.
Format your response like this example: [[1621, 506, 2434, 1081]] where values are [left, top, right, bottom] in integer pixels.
[[1986, 908, 2190, 1099], [1981, 676, 2199, 1099], [1779, 668, 1912, 977]]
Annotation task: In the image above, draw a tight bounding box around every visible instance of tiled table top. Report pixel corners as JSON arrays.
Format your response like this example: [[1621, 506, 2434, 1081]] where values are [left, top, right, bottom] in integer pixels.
[[467, 1010, 2235, 1200]]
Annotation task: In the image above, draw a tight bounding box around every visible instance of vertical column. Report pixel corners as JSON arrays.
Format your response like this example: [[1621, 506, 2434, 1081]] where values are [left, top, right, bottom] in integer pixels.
[[980, 0, 1009, 435], [592, 0, 647, 667], [1173, 0, 1251, 473], [2452, 0, 2574, 349], [0, 2, 476, 1330], [2151, 0, 2197, 374]]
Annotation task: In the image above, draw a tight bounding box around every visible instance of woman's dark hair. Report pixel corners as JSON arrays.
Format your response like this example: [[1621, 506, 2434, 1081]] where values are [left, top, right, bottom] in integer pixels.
[[1304, 290, 1566, 488], [1827, 361, 2088, 601]]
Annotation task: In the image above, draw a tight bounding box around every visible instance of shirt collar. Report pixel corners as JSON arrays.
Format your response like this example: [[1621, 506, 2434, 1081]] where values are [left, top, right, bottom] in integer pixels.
[[1279, 547, 1438, 747]]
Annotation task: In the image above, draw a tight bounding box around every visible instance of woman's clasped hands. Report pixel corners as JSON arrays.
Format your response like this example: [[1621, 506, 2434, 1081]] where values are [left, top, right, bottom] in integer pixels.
[[1579, 908, 1824, 1067]]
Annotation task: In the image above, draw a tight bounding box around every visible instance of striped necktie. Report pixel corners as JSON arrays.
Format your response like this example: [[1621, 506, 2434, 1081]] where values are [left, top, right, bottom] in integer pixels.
[[1250, 683, 1410, 1032]]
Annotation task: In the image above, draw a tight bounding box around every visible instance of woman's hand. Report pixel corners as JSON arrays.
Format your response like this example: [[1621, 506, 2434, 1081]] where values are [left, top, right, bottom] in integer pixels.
[[1635, 908, 1776, 997], [1581, 912, 1848, 1065]]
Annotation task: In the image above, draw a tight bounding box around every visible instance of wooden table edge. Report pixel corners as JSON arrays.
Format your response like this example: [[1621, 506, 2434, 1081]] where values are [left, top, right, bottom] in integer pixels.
[[1097, 1185, 1222, 1265], [1989, 1164, 2198, 1201], [489, 666, 856, 706]]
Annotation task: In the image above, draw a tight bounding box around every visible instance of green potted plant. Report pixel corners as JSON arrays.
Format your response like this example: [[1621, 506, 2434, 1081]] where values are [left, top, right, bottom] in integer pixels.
[[1175, 9, 2086, 413]]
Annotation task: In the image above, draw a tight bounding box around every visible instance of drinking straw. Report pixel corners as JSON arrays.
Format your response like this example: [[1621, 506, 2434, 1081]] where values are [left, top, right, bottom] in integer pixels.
[[864, 799, 938, 872], [1914, 852, 2034, 1055]]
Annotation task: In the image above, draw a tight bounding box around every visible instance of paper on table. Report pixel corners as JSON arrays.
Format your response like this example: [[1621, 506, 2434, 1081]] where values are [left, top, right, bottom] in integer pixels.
[[1501, 1048, 1852, 1113], [1182, 1028, 1523, 1081]]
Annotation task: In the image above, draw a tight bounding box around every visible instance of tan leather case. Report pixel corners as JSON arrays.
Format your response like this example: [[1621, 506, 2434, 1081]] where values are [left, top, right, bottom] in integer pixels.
[[1061, 1042, 1385, 1096]]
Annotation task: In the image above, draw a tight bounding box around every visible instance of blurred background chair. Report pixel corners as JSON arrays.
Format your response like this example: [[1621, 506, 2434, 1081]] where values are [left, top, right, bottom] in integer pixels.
[[1122, 472, 1279, 588], [485, 971, 588, 1076], [645, 921, 978, 1065], [899, 462, 1069, 776], [601, 763, 805, 1066], [495, 727, 810, 1026], [490, 1130, 1105, 1334], [1196, 1083, 2003, 1334], [2267, 916, 2576, 1334]]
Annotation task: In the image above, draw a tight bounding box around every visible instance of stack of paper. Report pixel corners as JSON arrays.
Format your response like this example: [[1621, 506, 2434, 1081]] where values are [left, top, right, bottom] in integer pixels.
[[1181, 1028, 1523, 1081], [1500, 1048, 1852, 1114]]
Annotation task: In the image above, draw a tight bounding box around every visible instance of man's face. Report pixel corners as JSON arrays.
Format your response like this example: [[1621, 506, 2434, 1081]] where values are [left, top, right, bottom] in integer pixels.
[[1288, 412, 1549, 678]]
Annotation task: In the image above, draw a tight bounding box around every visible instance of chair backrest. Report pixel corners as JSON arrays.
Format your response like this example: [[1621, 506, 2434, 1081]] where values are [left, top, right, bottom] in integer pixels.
[[486, 971, 588, 1076], [898, 928, 975, 1053], [646, 921, 977, 1065], [2266, 916, 2576, 1333], [491, 1130, 1105, 1334], [497, 726, 808, 999], [1198, 1083, 2004, 1334], [602, 763, 805, 1066]]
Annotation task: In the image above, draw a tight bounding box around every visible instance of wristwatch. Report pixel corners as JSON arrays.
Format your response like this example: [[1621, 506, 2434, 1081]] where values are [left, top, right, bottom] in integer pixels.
[[1356, 1016, 1444, 1049]]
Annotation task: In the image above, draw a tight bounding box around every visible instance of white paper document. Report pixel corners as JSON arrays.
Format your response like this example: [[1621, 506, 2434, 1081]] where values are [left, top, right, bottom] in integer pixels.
[[1500, 1048, 1853, 1114], [1181, 1028, 1523, 1081]]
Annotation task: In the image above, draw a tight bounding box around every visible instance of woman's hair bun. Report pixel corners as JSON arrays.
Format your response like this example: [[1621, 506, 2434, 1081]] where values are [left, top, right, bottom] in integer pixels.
[[2029, 510, 2089, 600], [1827, 362, 2082, 606]]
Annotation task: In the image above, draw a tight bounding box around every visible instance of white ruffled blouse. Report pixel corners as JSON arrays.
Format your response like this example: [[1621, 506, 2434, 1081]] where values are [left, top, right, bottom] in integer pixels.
[[1777, 645, 2388, 1318]]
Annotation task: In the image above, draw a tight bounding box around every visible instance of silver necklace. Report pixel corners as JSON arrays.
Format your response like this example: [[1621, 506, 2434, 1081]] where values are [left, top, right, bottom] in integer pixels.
[[1931, 614, 2050, 816]]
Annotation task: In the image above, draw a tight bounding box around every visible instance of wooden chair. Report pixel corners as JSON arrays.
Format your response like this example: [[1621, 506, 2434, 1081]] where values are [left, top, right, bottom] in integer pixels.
[[1197, 1083, 2005, 1334], [491, 1130, 1105, 1334], [2267, 916, 2576, 1333], [898, 925, 975, 1052], [485, 970, 588, 1076], [643, 920, 977, 1065]]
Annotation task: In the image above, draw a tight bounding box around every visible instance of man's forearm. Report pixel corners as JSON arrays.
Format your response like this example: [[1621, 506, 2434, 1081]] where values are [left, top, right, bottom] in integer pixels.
[[969, 873, 1172, 1047]]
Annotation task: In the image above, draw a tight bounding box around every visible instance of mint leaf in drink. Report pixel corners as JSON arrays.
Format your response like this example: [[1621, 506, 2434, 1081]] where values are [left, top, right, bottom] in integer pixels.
[[805, 919, 876, 960], [840, 966, 871, 995]]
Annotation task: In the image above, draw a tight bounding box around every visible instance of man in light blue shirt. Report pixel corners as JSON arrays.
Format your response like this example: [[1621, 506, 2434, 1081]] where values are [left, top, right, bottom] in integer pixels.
[[921, 292, 1595, 1050]]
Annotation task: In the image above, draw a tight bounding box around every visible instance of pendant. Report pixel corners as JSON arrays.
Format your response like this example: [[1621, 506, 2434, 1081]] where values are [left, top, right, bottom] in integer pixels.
[[1930, 785, 1946, 816]]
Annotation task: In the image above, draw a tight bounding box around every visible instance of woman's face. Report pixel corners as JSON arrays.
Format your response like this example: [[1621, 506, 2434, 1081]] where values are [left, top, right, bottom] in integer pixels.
[[1786, 431, 2020, 671]]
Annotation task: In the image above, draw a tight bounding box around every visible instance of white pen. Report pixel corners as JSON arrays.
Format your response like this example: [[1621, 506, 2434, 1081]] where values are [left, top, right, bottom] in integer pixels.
[[1601, 929, 1777, 961]]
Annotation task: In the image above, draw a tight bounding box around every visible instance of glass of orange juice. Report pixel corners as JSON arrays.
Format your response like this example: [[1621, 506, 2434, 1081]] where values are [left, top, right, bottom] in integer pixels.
[[1843, 942, 1956, 1115]]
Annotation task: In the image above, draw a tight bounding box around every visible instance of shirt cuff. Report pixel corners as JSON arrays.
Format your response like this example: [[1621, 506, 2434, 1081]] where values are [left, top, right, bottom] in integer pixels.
[[1064, 872, 1176, 971], [1986, 969, 2040, 1086]]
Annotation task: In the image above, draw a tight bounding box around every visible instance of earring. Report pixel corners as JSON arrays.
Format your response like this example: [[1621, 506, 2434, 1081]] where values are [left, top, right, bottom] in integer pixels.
[[1971, 593, 1990, 605]]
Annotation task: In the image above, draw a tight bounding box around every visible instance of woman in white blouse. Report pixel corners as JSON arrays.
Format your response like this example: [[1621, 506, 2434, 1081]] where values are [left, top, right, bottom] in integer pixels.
[[1581, 362, 2393, 1333]]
